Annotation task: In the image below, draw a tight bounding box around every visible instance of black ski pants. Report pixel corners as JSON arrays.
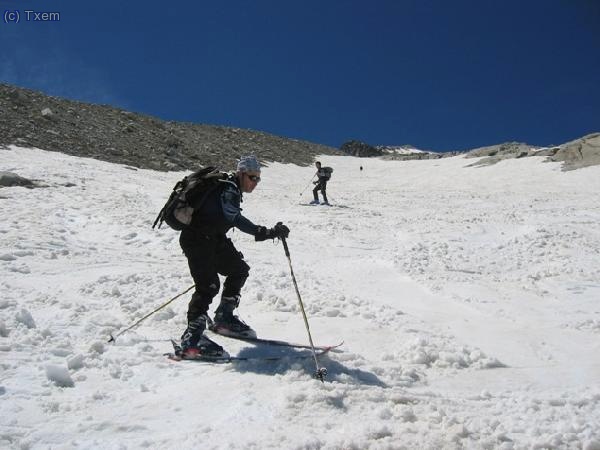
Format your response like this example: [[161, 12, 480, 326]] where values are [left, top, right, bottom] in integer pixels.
[[313, 180, 328, 203], [179, 231, 250, 322]]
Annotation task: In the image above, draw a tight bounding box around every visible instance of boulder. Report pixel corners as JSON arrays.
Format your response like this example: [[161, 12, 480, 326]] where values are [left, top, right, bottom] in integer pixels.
[[0, 171, 36, 188]]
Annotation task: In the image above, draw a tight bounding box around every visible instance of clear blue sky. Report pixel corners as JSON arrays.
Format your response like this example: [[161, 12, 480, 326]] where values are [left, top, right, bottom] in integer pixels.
[[1, 0, 599, 151]]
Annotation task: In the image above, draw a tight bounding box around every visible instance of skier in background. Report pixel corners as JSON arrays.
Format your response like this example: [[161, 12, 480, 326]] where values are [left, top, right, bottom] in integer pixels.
[[310, 161, 332, 205]]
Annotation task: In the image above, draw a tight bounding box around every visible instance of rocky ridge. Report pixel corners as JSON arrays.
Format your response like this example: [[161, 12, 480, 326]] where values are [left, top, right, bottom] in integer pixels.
[[340, 134, 600, 170], [463, 134, 600, 170], [2, 83, 597, 173], [0, 83, 338, 171]]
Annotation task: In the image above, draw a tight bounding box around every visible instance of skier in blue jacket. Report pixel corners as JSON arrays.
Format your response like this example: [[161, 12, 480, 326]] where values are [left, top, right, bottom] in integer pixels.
[[179, 155, 289, 358]]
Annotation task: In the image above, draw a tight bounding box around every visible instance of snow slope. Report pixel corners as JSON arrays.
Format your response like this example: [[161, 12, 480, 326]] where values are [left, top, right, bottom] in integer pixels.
[[1, 146, 599, 449]]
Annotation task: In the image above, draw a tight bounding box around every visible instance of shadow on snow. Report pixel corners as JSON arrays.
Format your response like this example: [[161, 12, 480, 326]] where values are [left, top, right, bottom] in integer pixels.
[[227, 345, 387, 387]]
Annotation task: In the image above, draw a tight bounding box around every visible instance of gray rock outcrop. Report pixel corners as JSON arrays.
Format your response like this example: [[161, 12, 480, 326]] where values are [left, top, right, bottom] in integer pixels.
[[464, 142, 538, 167], [547, 133, 600, 171], [463, 135, 600, 170]]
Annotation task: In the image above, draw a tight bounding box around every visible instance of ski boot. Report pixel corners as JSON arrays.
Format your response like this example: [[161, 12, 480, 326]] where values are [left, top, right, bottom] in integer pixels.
[[211, 296, 257, 339], [180, 314, 226, 358], [309, 199, 320, 205]]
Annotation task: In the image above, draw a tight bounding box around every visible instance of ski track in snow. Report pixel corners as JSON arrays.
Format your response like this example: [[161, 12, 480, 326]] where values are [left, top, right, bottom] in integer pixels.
[[1, 146, 600, 449]]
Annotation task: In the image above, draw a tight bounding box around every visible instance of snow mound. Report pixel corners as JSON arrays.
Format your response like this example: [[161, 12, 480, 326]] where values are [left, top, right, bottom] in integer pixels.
[[45, 364, 74, 388]]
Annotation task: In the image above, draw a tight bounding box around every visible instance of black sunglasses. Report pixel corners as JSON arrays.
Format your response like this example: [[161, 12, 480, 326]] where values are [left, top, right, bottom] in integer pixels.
[[246, 174, 261, 182]]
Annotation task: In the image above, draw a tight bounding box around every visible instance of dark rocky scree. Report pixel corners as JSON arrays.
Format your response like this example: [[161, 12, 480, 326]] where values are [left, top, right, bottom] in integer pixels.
[[0, 83, 338, 171], [339, 140, 382, 157]]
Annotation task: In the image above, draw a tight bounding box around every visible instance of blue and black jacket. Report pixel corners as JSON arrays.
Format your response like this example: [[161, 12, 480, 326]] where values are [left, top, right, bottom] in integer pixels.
[[187, 174, 259, 237]]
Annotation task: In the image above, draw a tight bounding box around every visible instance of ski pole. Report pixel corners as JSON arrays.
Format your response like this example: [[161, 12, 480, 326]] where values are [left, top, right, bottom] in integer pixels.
[[280, 236, 328, 382], [298, 173, 317, 199], [108, 284, 195, 343]]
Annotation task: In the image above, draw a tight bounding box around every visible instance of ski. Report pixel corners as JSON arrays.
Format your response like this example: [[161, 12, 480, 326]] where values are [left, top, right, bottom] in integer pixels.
[[166, 340, 336, 363], [208, 329, 343, 351], [298, 203, 349, 209]]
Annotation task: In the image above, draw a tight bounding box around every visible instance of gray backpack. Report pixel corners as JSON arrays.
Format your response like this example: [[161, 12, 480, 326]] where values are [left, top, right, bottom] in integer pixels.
[[153, 166, 228, 230]]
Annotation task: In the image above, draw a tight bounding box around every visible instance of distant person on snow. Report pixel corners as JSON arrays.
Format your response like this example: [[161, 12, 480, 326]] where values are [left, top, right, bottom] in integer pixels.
[[179, 155, 290, 358], [310, 161, 331, 205]]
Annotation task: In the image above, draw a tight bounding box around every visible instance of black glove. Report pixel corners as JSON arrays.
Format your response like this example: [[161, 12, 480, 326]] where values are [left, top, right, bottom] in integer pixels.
[[255, 222, 290, 241]]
